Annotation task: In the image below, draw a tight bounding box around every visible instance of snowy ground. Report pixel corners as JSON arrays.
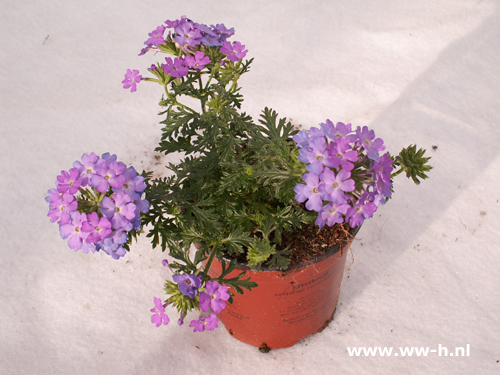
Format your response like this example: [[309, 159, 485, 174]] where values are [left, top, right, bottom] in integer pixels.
[[1, 1, 499, 374]]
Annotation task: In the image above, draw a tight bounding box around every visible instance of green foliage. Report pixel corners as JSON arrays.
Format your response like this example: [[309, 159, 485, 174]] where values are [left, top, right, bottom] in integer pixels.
[[247, 239, 277, 268], [142, 50, 311, 297], [210, 257, 258, 299], [393, 144, 433, 184], [137, 39, 434, 298], [265, 246, 292, 270]]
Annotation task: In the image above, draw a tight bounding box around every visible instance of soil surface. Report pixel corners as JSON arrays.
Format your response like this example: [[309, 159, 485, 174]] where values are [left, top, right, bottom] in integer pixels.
[[225, 222, 355, 269], [277, 221, 354, 267]]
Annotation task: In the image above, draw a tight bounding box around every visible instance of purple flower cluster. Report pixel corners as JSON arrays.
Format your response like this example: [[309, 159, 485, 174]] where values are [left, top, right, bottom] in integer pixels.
[[173, 275, 229, 332], [163, 16, 235, 50], [46, 152, 149, 259], [123, 16, 248, 92], [293, 120, 394, 228], [151, 266, 230, 332], [189, 281, 229, 333], [161, 51, 211, 79]]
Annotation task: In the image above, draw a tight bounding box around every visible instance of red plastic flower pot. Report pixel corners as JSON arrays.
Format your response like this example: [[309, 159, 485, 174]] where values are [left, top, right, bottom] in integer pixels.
[[208, 225, 361, 349]]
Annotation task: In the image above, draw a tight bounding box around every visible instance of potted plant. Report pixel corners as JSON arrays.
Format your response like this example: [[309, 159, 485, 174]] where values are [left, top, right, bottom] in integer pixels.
[[46, 15, 432, 350]]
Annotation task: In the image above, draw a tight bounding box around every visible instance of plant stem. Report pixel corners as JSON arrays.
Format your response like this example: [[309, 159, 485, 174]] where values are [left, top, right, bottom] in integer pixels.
[[204, 68, 216, 90], [174, 101, 197, 113], [198, 75, 207, 113], [229, 81, 238, 93], [202, 243, 219, 279], [391, 167, 404, 178]]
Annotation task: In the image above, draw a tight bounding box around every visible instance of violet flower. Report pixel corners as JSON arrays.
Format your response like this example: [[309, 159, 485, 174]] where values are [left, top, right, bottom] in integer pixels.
[[73, 152, 99, 186], [173, 273, 202, 299], [122, 69, 142, 93], [201, 24, 233, 46], [326, 137, 358, 171], [356, 126, 385, 162], [100, 153, 118, 166], [150, 297, 170, 327], [109, 229, 128, 245], [294, 173, 323, 212], [220, 41, 248, 62], [372, 153, 394, 198], [138, 45, 152, 56], [81, 212, 112, 243], [101, 192, 136, 231], [373, 152, 394, 185], [346, 193, 377, 227], [90, 161, 125, 193], [308, 127, 326, 142], [145, 25, 166, 47], [45, 188, 60, 205], [297, 136, 332, 175], [193, 22, 213, 36], [59, 211, 88, 251], [184, 51, 210, 71], [47, 193, 77, 224], [211, 23, 235, 42], [189, 314, 219, 332], [113, 166, 146, 199], [128, 198, 149, 230], [173, 20, 202, 47], [318, 168, 355, 204], [98, 236, 127, 259], [321, 120, 357, 141], [292, 130, 310, 148], [199, 281, 230, 314], [56, 168, 83, 195], [178, 312, 185, 326], [200, 33, 218, 47], [315, 203, 350, 228], [165, 16, 187, 29], [293, 127, 326, 149], [162, 57, 189, 78], [197, 23, 221, 47]]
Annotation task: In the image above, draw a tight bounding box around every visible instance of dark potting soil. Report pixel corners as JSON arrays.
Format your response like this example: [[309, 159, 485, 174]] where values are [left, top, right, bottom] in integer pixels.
[[276, 221, 354, 267], [225, 221, 354, 269]]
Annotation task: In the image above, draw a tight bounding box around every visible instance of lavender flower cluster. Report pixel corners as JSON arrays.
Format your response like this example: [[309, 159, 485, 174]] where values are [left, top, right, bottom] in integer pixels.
[[151, 261, 230, 332], [122, 16, 248, 92], [46, 152, 149, 259], [293, 120, 394, 228]]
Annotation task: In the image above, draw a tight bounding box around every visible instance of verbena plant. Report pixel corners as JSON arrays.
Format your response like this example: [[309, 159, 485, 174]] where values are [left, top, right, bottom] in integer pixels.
[[47, 16, 431, 332]]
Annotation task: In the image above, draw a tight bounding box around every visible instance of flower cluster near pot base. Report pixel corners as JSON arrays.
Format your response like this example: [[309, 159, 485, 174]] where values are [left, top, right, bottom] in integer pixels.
[[293, 120, 393, 228], [46, 152, 149, 259]]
